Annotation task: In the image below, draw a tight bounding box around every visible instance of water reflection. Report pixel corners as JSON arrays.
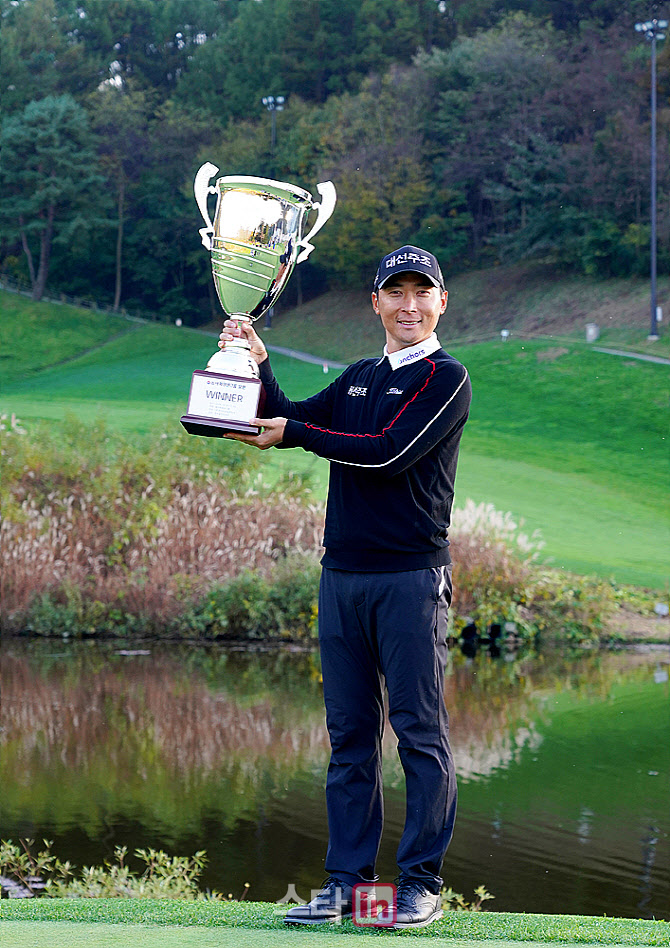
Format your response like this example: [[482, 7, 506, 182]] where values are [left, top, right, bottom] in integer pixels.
[[1, 639, 668, 920]]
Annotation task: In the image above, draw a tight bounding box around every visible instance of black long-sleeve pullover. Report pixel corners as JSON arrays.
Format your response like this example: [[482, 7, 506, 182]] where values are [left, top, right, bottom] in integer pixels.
[[259, 342, 471, 571]]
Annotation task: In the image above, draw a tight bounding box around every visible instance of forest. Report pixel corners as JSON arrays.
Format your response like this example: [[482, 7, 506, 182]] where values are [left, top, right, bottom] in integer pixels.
[[1, 0, 669, 324]]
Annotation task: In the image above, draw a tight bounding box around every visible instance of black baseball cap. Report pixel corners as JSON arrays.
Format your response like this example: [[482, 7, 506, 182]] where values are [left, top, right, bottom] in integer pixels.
[[373, 245, 445, 291]]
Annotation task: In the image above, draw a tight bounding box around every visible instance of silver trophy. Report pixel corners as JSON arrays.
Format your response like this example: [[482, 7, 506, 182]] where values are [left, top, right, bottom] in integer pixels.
[[180, 164, 336, 437]]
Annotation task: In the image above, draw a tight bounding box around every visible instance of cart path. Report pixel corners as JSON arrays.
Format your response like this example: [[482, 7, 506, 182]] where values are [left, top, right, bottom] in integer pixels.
[[592, 346, 670, 364]]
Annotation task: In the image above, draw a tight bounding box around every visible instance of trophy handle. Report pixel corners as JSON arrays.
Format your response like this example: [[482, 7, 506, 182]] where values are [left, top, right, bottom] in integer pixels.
[[296, 181, 337, 264], [194, 162, 219, 250]]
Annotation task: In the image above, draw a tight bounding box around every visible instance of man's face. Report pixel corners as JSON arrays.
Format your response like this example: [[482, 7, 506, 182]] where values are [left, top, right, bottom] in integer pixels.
[[372, 273, 448, 353]]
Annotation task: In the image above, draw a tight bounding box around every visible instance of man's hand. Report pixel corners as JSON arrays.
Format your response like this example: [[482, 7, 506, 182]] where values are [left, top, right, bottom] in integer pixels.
[[218, 319, 267, 365], [224, 417, 287, 449]]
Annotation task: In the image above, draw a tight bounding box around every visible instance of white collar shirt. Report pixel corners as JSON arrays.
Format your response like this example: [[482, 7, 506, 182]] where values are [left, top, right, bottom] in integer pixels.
[[383, 333, 442, 371]]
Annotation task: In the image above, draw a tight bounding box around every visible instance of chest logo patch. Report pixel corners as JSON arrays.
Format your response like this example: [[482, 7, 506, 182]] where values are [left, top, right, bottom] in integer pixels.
[[347, 386, 368, 397], [386, 387, 404, 395]]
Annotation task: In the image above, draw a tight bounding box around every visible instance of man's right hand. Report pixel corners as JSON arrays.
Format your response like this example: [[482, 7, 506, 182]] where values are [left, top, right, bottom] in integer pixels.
[[218, 319, 268, 365]]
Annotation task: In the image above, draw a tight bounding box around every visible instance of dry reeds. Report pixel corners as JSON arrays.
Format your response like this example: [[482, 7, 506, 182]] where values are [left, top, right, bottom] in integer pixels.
[[1, 416, 324, 634], [1, 479, 325, 633], [449, 500, 543, 629], [1, 419, 614, 641]]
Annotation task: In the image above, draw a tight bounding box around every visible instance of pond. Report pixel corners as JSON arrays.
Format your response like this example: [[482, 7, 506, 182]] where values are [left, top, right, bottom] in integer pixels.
[[1, 639, 668, 920]]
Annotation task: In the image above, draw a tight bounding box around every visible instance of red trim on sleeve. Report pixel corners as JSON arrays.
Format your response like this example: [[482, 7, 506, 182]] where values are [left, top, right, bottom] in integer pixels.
[[303, 359, 437, 440]]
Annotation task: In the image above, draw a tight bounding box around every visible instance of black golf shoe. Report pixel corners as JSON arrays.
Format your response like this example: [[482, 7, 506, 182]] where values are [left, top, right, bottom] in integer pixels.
[[284, 877, 354, 925], [392, 878, 443, 929]]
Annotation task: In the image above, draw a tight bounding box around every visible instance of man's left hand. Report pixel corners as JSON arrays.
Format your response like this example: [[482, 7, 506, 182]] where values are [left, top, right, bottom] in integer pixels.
[[223, 417, 287, 449]]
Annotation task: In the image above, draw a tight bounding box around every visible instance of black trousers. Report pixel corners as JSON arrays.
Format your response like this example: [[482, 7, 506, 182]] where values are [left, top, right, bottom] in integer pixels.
[[318, 565, 457, 894]]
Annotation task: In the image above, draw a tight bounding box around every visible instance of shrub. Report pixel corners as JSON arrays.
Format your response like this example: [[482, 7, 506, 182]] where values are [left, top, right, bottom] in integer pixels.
[[450, 501, 618, 644], [0, 838, 221, 899], [192, 552, 321, 640], [527, 570, 618, 644], [442, 884, 495, 911], [450, 500, 541, 637]]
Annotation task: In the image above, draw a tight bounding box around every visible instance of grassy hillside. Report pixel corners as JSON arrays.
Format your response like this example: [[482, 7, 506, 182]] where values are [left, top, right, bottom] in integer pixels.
[[0, 299, 328, 435], [257, 262, 670, 361], [0, 291, 131, 384], [452, 339, 668, 585], [1, 274, 668, 588]]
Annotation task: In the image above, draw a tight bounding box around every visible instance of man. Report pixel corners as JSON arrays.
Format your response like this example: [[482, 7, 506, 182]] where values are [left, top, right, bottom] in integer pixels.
[[219, 245, 471, 929]]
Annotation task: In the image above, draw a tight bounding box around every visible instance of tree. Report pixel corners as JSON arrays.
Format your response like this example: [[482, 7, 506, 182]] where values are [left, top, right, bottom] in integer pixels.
[[276, 0, 360, 101], [277, 68, 431, 282], [175, 0, 283, 123], [447, 0, 655, 34], [72, 0, 221, 97], [417, 14, 560, 258], [416, 12, 670, 275], [355, 0, 454, 72], [0, 94, 102, 300], [175, 0, 454, 123], [119, 101, 216, 322], [88, 85, 153, 310], [410, 190, 474, 272], [0, 0, 99, 113]]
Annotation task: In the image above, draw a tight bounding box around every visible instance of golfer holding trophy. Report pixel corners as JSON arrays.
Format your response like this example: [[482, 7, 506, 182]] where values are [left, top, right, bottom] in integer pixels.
[[180, 163, 336, 437], [215, 206, 471, 926], [186, 136, 471, 926]]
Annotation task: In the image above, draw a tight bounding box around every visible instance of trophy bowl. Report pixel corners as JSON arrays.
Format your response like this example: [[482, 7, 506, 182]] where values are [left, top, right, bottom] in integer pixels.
[[180, 165, 336, 438]]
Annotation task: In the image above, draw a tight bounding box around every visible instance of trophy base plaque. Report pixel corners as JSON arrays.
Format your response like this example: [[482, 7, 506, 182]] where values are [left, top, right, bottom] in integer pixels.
[[180, 370, 265, 438]]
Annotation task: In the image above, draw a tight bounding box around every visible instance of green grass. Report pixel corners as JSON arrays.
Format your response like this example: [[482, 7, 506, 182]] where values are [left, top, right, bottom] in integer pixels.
[[0, 923, 661, 948], [451, 339, 669, 587], [1, 287, 669, 588], [0, 292, 134, 385], [455, 341, 668, 495], [1, 899, 668, 946], [0, 316, 330, 435]]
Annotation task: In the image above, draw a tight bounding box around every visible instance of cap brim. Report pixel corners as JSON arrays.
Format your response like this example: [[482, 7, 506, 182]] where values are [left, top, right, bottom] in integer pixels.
[[377, 269, 441, 290]]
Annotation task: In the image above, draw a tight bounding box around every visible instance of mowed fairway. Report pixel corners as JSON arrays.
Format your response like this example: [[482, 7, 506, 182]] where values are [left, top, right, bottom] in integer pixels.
[[0, 922, 658, 948], [1, 294, 668, 587], [451, 340, 669, 588], [2, 899, 667, 947], [1, 314, 330, 434]]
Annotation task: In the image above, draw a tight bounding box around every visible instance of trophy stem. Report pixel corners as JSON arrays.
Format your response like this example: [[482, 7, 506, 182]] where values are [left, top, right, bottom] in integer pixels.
[[227, 314, 252, 351]]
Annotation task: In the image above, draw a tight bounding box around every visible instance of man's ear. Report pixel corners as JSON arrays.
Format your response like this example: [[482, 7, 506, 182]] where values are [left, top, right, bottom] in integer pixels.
[[440, 290, 448, 314], [371, 292, 380, 314]]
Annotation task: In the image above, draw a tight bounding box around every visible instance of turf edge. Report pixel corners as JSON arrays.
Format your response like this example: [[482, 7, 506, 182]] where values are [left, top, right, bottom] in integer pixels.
[[0, 900, 668, 944]]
